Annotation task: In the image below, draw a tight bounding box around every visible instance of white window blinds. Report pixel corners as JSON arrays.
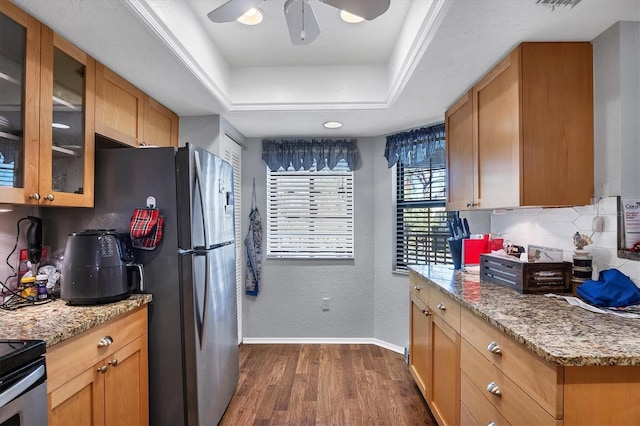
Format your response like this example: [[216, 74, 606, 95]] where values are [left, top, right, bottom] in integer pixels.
[[266, 160, 354, 259]]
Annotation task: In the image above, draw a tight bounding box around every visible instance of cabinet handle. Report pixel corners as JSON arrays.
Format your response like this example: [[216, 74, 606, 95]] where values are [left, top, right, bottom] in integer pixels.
[[44, 194, 55, 201], [486, 381, 502, 396], [422, 310, 431, 316], [466, 202, 472, 208], [29, 192, 41, 200], [97, 365, 108, 374], [413, 285, 421, 291], [108, 358, 119, 367], [436, 303, 446, 311], [488, 422, 497, 426], [97, 336, 113, 347], [487, 341, 502, 355]]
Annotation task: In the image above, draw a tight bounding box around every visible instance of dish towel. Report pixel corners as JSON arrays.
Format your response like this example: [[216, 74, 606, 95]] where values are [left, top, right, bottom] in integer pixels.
[[244, 179, 262, 296], [576, 268, 640, 307], [129, 208, 164, 250]]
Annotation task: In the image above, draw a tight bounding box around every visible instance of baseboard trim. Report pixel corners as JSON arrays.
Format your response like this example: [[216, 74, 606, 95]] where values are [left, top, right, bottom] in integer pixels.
[[241, 337, 404, 354]]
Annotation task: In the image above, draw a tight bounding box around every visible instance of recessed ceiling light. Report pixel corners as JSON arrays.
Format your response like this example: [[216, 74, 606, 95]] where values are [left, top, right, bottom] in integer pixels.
[[323, 121, 343, 129], [237, 8, 263, 25], [52, 123, 70, 129], [340, 10, 364, 23]]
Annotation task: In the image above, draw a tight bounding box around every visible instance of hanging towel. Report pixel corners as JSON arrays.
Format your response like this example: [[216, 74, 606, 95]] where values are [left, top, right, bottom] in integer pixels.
[[576, 268, 640, 307], [129, 208, 164, 250], [245, 179, 262, 296]]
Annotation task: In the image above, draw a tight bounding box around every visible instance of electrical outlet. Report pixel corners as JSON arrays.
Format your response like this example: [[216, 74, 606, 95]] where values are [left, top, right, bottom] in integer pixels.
[[322, 297, 330, 311]]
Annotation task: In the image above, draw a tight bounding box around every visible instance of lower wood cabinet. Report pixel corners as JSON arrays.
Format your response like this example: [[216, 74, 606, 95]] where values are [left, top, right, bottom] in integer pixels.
[[409, 282, 461, 426], [46, 307, 149, 426], [409, 270, 640, 425]]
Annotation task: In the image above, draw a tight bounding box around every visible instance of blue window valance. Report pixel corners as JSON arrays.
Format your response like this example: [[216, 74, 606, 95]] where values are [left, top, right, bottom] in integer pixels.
[[262, 139, 359, 171], [384, 123, 445, 168]]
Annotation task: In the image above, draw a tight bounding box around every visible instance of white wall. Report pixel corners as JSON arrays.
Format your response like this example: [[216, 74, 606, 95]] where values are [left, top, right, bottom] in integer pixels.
[[240, 137, 377, 341]]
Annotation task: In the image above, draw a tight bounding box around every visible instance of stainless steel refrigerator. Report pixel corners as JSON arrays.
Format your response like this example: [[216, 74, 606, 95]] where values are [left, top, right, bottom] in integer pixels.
[[46, 143, 239, 425]]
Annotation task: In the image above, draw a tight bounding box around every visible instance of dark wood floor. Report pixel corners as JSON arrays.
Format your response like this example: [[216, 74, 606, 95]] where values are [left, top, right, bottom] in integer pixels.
[[220, 344, 436, 425]]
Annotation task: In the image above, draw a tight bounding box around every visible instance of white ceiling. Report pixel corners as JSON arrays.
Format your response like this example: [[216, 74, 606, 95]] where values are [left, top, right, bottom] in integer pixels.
[[10, 0, 640, 139]]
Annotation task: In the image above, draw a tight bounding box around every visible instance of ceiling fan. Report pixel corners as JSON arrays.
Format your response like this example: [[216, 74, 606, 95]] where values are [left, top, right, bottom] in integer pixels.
[[207, 0, 391, 45]]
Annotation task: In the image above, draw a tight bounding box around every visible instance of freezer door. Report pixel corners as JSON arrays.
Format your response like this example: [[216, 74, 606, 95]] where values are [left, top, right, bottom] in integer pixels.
[[181, 243, 239, 425], [177, 144, 235, 250]]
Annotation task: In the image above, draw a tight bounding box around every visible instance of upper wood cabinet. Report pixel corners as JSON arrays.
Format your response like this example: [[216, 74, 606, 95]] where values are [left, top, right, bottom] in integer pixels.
[[446, 42, 594, 210], [95, 63, 144, 147], [143, 95, 178, 147], [0, 1, 95, 207], [96, 63, 178, 147], [445, 90, 474, 211]]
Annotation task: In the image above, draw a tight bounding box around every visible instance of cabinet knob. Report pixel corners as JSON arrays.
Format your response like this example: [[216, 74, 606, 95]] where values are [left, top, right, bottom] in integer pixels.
[[97, 336, 113, 347], [487, 341, 502, 355], [486, 381, 502, 396], [44, 193, 55, 201], [97, 365, 108, 374], [108, 358, 119, 367], [488, 422, 497, 426], [436, 303, 446, 311], [413, 285, 421, 291], [29, 192, 41, 200], [422, 310, 431, 316], [466, 203, 472, 208]]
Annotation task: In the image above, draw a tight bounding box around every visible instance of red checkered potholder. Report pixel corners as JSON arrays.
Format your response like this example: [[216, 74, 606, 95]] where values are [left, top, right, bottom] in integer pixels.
[[130, 208, 164, 250], [130, 208, 160, 239], [136, 216, 164, 250]]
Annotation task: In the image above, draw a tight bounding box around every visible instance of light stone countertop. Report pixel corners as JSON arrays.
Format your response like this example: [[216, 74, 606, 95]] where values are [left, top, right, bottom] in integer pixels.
[[0, 294, 152, 348], [409, 264, 640, 367]]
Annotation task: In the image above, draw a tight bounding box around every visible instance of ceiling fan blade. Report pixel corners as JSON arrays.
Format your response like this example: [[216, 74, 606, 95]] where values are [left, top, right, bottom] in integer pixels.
[[207, 0, 263, 23], [321, 0, 390, 20], [284, 0, 321, 45]]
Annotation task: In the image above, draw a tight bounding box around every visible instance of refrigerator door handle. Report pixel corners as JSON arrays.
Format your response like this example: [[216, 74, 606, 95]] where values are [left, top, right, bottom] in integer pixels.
[[193, 250, 210, 349], [193, 150, 209, 249]]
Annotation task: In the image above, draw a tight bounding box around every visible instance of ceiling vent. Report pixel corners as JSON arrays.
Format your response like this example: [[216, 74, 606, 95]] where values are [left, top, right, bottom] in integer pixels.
[[536, 0, 582, 11]]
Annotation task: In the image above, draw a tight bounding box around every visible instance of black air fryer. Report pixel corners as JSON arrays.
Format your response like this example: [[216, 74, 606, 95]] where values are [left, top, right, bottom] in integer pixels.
[[61, 229, 143, 305]]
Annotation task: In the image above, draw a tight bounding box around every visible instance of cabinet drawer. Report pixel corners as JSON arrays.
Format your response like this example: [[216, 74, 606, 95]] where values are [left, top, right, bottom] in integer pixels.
[[461, 339, 560, 425], [46, 307, 148, 393], [428, 288, 460, 332], [409, 272, 429, 305], [461, 309, 562, 418], [461, 371, 510, 426]]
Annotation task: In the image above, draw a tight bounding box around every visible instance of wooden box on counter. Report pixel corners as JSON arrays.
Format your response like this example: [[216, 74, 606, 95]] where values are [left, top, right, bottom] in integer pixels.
[[480, 254, 572, 294]]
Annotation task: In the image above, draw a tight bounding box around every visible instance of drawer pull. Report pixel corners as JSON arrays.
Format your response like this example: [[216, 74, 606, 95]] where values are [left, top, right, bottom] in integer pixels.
[[487, 341, 502, 355], [413, 285, 421, 291], [108, 358, 119, 367], [97, 365, 108, 374], [436, 303, 446, 311], [422, 310, 431, 316], [486, 381, 502, 396], [98, 336, 113, 347], [488, 423, 496, 426]]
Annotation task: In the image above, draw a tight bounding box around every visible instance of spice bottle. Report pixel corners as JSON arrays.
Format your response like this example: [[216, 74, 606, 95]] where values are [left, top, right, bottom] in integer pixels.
[[36, 274, 48, 300]]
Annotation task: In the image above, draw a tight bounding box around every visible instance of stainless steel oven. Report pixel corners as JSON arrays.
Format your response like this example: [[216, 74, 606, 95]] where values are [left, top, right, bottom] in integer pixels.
[[0, 340, 47, 426]]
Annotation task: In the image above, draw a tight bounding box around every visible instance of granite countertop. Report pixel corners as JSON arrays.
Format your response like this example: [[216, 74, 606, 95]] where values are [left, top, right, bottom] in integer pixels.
[[0, 294, 152, 348], [409, 264, 640, 367]]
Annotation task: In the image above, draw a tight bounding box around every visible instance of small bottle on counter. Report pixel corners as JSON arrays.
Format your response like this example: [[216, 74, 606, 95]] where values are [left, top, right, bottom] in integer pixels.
[[36, 274, 48, 300], [20, 276, 37, 300]]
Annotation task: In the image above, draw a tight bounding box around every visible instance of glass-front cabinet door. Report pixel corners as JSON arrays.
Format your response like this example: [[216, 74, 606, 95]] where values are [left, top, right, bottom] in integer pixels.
[[0, 2, 40, 205], [39, 26, 95, 207]]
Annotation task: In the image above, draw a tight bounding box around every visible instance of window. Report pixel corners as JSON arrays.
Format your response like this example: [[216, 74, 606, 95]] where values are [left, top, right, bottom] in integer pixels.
[[393, 160, 452, 271], [266, 159, 354, 259]]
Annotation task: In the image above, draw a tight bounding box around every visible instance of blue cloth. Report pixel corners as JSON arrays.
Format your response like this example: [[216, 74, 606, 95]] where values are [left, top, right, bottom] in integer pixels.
[[384, 123, 445, 168], [576, 269, 640, 307], [262, 139, 359, 171]]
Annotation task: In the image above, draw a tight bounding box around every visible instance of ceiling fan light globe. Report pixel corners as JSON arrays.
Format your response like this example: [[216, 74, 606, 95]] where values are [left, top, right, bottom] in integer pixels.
[[237, 7, 263, 25], [340, 10, 364, 23]]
